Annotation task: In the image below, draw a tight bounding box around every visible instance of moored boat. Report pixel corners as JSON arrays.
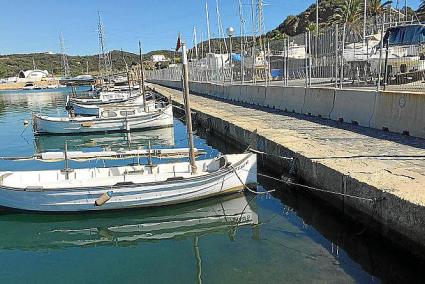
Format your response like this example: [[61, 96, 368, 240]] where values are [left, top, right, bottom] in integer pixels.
[[32, 103, 173, 135], [69, 91, 133, 105], [70, 94, 155, 116], [0, 152, 257, 212]]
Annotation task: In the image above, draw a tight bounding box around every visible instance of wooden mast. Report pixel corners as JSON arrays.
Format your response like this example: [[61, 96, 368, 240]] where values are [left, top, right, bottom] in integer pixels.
[[139, 41, 148, 112], [181, 42, 197, 174]]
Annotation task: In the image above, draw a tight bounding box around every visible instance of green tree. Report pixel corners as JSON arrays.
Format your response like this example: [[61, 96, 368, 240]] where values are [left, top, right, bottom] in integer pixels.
[[368, 0, 393, 25], [333, 0, 363, 29], [306, 22, 317, 32]]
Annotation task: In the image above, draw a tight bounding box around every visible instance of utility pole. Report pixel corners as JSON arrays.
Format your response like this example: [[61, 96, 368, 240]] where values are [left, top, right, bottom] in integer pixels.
[[363, 0, 367, 45], [181, 43, 197, 174], [59, 33, 70, 77]]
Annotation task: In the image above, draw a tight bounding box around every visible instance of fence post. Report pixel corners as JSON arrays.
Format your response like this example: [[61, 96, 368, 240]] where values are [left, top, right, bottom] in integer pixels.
[[377, 24, 384, 91], [305, 32, 309, 88], [340, 23, 346, 90], [308, 30, 312, 87]]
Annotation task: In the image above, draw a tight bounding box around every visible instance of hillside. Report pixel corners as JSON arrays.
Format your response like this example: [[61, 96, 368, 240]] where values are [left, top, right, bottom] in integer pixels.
[[0, 50, 178, 78], [270, 0, 418, 38]]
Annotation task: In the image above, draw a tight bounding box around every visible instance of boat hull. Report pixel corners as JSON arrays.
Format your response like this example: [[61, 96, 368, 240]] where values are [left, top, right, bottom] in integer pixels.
[[33, 104, 173, 135], [71, 100, 155, 116], [0, 153, 257, 212]]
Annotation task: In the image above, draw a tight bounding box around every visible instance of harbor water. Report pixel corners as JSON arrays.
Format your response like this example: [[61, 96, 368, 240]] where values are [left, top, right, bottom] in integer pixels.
[[0, 88, 424, 283]]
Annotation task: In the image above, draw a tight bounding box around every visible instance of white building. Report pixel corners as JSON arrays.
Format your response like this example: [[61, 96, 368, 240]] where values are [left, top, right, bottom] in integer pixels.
[[151, 54, 167, 63], [18, 69, 49, 82]]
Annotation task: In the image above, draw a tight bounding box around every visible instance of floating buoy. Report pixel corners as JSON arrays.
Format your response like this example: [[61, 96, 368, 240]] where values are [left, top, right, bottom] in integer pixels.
[[23, 120, 29, 126], [95, 191, 113, 206]]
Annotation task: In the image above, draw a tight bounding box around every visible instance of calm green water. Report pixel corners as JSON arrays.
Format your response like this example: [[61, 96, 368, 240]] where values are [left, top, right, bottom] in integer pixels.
[[0, 88, 423, 283]]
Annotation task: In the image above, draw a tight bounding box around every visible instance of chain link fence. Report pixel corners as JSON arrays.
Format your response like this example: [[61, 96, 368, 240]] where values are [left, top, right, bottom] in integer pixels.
[[146, 21, 425, 93]]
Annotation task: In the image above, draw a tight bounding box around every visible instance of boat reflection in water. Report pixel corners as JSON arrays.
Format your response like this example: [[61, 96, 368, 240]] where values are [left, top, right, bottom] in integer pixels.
[[33, 126, 175, 152], [0, 193, 258, 250]]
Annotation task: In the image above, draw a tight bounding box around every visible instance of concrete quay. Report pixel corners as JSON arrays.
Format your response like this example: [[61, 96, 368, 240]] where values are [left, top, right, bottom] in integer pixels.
[[151, 82, 425, 256]]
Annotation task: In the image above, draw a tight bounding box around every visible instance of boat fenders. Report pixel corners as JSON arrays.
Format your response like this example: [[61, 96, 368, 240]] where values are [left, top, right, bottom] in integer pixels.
[[95, 191, 113, 206]]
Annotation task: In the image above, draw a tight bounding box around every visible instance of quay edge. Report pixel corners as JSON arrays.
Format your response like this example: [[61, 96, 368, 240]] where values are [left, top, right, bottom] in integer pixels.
[[150, 81, 425, 258]]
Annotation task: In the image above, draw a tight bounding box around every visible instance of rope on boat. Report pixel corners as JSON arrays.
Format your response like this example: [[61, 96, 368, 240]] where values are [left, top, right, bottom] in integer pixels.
[[248, 148, 294, 161], [20, 115, 33, 136], [229, 165, 275, 195]]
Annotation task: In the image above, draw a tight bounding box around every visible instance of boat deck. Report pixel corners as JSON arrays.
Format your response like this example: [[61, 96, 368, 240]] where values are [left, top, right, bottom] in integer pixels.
[[0, 154, 246, 189]]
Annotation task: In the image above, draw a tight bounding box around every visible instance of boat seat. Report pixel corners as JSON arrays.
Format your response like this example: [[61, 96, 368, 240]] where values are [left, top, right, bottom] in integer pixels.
[[110, 168, 122, 176], [207, 156, 229, 173], [0, 172, 12, 185]]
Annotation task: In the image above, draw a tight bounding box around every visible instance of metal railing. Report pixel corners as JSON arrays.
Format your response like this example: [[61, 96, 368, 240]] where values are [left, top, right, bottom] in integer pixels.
[[146, 21, 425, 94]]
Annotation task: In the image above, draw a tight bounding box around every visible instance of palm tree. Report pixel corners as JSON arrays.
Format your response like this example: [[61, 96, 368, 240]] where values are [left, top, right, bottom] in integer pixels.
[[332, 0, 363, 85], [368, 0, 393, 25], [333, 0, 363, 29]]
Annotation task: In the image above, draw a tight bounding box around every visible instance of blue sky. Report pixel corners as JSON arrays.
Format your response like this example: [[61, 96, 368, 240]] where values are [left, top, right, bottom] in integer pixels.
[[0, 0, 421, 55]]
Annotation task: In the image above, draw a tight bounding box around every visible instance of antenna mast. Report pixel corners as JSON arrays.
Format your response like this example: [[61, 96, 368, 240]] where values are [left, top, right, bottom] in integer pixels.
[[59, 33, 70, 77]]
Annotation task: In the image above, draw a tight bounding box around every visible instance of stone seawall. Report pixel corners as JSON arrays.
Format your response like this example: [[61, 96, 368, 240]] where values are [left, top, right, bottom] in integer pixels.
[[150, 82, 425, 258], [149, 79, 425, 140]]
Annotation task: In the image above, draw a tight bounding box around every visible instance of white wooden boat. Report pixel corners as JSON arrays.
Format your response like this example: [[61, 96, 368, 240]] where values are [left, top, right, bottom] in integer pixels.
[[0, 193, 258, 249], [71, 95, 155, 116], [69, 91, 133, 106], [32, 103, 173, 135], [0, 152, 257, 212]]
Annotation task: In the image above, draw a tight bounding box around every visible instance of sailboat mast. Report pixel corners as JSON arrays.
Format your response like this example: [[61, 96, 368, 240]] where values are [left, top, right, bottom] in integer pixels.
[[59, 33, 70, 77], [121, 50, 132, 95], [193, 26, 199, 60], [205, 1, 212, 53], [238, 0, 246, 83], [97, 12, 111, 84], [139, 41, 147, 113], [181, 43, 197, 174], [215, 0, 228, 53]]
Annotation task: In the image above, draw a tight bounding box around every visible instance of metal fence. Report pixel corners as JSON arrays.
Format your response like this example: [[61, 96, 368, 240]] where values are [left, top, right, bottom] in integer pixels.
[[146, 21, 425, 93]]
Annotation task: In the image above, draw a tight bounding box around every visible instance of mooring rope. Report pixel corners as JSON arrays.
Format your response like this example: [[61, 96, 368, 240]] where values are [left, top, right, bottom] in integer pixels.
[[248, 148, 294, 161], [229, 165, 275, 195], [229, 160, 377, 202], [257, 172, 377, 202]]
